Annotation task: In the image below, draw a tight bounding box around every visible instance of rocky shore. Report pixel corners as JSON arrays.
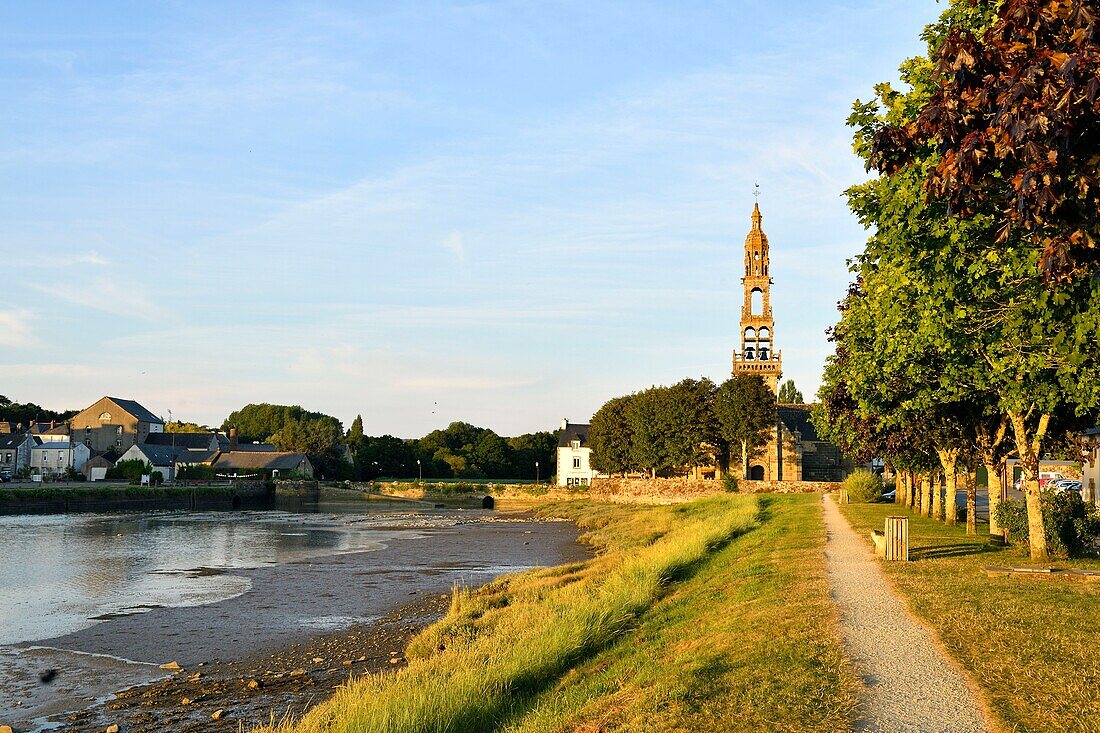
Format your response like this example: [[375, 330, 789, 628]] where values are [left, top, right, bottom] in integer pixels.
[[61, 593, 450, 732]]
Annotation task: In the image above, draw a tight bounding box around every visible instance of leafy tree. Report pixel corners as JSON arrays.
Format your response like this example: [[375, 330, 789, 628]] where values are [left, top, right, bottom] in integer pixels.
[[589, 395, 635, 475], [165, 420, 208, 433], [347, 415, 365, 448], [874, 0, 1100, 282], [0, 396, 77, 426], [506, 432, 557, 480], [777, 379, 804, 404], [627, 387, 674, 478], [355, 435, 417, 479], [714, 375, 776, 480], [222, 403, 343, 443]]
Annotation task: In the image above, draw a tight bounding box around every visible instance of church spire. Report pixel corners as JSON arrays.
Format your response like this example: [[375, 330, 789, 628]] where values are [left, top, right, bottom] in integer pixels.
[[732, 195, 782, 393]]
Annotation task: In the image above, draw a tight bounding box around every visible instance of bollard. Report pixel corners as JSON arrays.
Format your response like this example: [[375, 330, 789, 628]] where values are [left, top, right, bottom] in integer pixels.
[[884, 516, 909, 562]]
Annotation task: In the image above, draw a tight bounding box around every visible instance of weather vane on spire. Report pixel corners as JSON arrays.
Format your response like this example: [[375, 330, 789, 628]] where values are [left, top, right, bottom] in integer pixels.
[[753, 182, 760, 202]]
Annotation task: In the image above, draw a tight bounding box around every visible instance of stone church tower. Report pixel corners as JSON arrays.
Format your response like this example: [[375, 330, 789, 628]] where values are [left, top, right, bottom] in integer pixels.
[[731, 201, 782, 392]]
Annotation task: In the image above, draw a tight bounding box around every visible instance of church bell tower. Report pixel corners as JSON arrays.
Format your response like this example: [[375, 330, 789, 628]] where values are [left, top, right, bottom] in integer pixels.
[[731, 197, 782, 392]]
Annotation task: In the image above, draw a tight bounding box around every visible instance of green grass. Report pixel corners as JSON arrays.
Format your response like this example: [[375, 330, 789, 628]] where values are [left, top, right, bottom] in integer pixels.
[[0, 483, 240, 501], [840, 502, 1100, 733], [258, 494, 858, 733]]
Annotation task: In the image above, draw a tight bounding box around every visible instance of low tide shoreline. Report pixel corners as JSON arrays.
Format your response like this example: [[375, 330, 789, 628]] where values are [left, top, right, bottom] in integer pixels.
[[2, 508, 587, 732]]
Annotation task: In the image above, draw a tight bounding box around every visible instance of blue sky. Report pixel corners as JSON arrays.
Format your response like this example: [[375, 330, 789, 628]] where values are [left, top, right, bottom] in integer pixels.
[[0, 1, 942, 436]]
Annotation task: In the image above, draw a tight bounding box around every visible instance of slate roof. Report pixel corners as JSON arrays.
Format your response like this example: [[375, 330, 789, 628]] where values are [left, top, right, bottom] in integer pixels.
[[213, 452, 310, 471], [107, 397, 163, 424], [128, 443, 185, 466], [144, 432, 218, 450], [176, 448, 220, 464], [1086, 426, 1100, 436], [558, 423, 590, 448], [777, 405, 820, 442], [0, 435, 31, 449], [215, 435, 277, 452]]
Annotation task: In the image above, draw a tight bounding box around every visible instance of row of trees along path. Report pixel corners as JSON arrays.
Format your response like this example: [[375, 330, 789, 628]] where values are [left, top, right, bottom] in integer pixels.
[[814, 0, 1100, 561]]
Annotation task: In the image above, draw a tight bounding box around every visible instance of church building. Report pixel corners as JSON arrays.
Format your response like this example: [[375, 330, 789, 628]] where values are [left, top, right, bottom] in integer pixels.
[[730, 200, 848, 483]]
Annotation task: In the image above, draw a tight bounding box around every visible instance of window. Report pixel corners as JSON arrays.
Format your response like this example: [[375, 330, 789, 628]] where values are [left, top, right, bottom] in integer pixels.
[[4, 453, 10, 462], [117, 426, 123, 435], [99, 412, 112, 422], [58, 451, 64, 462], [573, 457, 581, 469], [571, 439, 580, 450]]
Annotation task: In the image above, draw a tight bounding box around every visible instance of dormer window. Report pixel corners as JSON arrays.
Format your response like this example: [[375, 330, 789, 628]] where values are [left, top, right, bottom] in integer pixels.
[[571, 439, 580, 450]]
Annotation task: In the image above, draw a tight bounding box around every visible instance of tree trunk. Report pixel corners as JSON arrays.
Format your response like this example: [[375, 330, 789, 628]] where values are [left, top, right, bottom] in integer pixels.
[[741, 440, 749, 481], [965, 471, 977, 535], [985, 461, 1004, 539], [1008, 411, 1051, 561], [931, 471, 943, 521], [921, 474, 933, 518], [908, 472, 916, 510], [935, 449, 959, 525]]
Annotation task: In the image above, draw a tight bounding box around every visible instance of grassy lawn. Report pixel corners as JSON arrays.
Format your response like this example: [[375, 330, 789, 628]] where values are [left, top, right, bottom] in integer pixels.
[[258, 494, 859, 733], [840, 502, 1100, 733]]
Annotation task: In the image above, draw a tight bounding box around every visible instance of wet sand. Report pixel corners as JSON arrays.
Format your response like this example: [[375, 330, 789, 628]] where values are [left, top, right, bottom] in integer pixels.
[[4, 511, 587, 732]]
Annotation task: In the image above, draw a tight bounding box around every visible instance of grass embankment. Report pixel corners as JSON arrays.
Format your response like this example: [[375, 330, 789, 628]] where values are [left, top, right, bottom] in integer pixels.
[[0, 483, 241, 501], [841, 503, 1100, 733], [259, 494, 858, 733]]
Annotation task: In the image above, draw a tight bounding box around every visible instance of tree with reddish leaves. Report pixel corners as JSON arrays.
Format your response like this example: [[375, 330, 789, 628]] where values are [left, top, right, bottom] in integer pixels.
[[872, 0, 1100, 281]]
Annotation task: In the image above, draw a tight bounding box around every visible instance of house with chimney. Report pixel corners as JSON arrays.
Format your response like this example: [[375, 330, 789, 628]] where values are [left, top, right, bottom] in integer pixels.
[[0, 433, 36, 476]]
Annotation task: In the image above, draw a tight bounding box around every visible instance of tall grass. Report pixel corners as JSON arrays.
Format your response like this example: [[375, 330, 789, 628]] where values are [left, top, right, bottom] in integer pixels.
[[258, 495, 759, 733]]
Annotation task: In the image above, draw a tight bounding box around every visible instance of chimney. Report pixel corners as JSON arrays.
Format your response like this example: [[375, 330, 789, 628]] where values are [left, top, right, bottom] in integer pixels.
[[229, 426, 238, 452], [560, 418, 568, 431]]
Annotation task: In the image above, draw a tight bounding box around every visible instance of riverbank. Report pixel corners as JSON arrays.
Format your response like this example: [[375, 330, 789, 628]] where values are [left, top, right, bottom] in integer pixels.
[[258, 494, 861, 733], [0, 482, 271, 515], [2, 506, 585, 732]]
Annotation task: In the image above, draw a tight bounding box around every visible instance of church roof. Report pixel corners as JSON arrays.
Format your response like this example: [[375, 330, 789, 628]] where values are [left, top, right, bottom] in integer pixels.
[[778, 405, 820, 442]]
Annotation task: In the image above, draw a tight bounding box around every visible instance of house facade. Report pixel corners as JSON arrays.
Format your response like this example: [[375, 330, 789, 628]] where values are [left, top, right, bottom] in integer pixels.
[[69, 397, 164, 454], [118, 443, 184, 481], [30, 439, 91, 477], [0, 434, 36, 476], [556, 419, 598, 487]]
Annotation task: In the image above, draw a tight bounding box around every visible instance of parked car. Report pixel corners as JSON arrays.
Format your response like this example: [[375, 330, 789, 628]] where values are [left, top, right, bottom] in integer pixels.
[[0, 474, 9, 483], [1051, 480, 1083, 494]]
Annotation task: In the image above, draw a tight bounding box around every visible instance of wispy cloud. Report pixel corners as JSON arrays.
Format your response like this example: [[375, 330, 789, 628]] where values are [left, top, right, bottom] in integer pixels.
[[442, 231, 465, 266], [31, 277, 165, 320], [0, 310, 37, 349], [13, 251, 110, 268]]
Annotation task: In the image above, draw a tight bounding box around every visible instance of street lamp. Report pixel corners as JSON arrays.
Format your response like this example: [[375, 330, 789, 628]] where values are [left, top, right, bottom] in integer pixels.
[[417, 458, 422, 482], [535, 461, 539, 485]]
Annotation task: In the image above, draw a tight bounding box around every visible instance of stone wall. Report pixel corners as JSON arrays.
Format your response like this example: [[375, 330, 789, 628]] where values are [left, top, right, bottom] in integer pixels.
[[588, 477, 839, 504]]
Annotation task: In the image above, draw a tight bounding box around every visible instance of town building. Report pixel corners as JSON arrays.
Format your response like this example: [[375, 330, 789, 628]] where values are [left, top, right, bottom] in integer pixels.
[[69, 397, 164, 454], [0, 434, 36, 476], [29, 438, 91, 477], [83, 455, 114, 482], [556, 419, 598, 487], [212, 451, 313, 478], [1083, 427, 1099, 503], [117, 442, 185, 481]]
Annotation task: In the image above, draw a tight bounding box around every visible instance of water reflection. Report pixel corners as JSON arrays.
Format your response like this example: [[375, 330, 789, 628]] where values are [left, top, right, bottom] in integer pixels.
[[0, 507, 446, 646]]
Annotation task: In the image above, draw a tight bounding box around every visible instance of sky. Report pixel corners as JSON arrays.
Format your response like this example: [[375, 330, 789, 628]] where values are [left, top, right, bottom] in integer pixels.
[[0, 1, 944, 437]]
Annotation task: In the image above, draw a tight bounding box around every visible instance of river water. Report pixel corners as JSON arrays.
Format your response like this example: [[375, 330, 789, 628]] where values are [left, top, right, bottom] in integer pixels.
[[0, 500, 583, 730]]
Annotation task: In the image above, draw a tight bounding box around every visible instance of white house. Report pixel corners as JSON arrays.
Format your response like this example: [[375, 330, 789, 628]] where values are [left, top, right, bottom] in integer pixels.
[[556, 419, 598, 488], [118, 443, 184, 482], [30, 438, 91, 477]]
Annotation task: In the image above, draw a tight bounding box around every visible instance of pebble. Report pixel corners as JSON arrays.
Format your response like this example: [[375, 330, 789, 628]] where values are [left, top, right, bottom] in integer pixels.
[[106, 725, 119, 733], [211, 709, 225, 720], [159, 661, 181, 671], [2, 726, 13, 733], [181, 698, 192, 705], [187, 672, 201, 681], [388, 657, 403, 665], [247, 679, 261, 690], [311, 656, 323, 663], [342, 660, 352, 667], [290, 669, 307, 677]]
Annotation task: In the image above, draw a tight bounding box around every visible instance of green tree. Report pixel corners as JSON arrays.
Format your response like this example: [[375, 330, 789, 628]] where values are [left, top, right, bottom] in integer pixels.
[[589, 395, 635, 476], [777, 379, 804, 404], [347, 414, 365, 448], [714, 375, 776, 480], [165, 420, 208, 433]]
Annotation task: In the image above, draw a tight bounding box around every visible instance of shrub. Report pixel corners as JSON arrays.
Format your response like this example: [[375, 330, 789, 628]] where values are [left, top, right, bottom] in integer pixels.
[[995, 490, 1099, 557], [722, 474, 740, 493], [843, 470, 883, 503]]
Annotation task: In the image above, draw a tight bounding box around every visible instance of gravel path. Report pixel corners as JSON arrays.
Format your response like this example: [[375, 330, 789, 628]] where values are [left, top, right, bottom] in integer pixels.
[[822, 495, 989, 733]]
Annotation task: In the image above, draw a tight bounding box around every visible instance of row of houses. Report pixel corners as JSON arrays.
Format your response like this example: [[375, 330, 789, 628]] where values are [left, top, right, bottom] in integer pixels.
[[1, 396, 313, 480]]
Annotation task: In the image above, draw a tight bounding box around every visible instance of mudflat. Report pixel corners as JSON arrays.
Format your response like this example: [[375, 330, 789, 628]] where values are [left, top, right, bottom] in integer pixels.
[[6, 510, 586, 732]]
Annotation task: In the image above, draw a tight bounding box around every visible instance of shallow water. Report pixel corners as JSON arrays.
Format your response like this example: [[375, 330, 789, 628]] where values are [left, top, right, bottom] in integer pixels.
[[0, 507, 433, 646]]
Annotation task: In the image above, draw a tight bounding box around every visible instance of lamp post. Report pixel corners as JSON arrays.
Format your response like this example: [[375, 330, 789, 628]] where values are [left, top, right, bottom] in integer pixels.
[[417, 459, 422, 482], [535, 461, 539, 485]]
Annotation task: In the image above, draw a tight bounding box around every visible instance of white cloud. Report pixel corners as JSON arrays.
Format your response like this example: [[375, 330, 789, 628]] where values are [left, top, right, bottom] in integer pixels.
[[0, 310, 37, 349], [442, 231, 465, 265], [30, 278, 166, 321]]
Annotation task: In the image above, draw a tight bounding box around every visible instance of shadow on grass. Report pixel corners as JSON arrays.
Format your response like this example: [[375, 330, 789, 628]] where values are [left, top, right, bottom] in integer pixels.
[[910, 542, 998, 561]]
